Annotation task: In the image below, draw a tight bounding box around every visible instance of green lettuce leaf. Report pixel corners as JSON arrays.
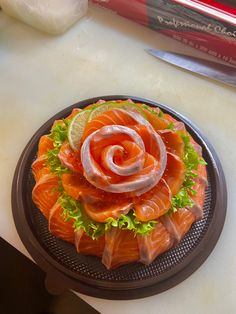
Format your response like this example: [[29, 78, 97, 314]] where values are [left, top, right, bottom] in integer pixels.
[[141, 103, 164, 117], [48, 120, 69, 148], [47, 147, 70, 177], [59, 193, 158, 239], [59, 193, 105, 240], [105, 211, 157, 236], [46, 119, 71, 176], [168, 132, 207, 214]]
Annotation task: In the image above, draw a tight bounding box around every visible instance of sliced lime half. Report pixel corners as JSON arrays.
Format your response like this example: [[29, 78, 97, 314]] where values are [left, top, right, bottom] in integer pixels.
[[88, 101, 147, 122], [68, 109, 91, 151]]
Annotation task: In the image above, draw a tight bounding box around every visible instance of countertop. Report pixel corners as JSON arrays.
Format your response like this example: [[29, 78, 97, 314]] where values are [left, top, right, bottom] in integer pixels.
[[0, 4, 236, 314]]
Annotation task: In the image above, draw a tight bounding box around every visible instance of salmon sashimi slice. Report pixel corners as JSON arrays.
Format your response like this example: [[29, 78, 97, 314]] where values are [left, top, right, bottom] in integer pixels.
[[163, 113, 177, 123], [82, 108, 149, 142], [38, 135, 54, 157], [84, 151, 160, 195], [48, 202, 75, 243], [102, 228, 139, 269], [123, 151, 166, 196], [189, 137, 207, 186], [62, 172, 133, 222], [190, 136, 203, 157], [51, 119, 65, 129], [50, 108, 82, 133], [163, 153, 185, 196], [137, 222, 174, 264], [195, 162, 208, 186], [61, 172, 121, 203], [58, 141, 83, 173], [188, 163, 208, 220], [183, 136, 207, 220], [82, 195, 133, 223], [90, 133, 132, 163], [173, 121, 186, 131], [75, 229, 105, 256], [160, 208, 195, 244], [61, 172, 90, 200], [130, 124, 166, 160], [81, 124, 167, 195], [32, 174, 60, 219], [32, 155, 50, 182], [65, 108, 81, 120], [100, 141, 145, 176], [139, 106, 169, 130], [86, 124, 150, 183], [159, 129, 184, 158], [51, 109, 82, 130], [82, 109, 137, 141], [163, 113, 186, 131], [133, 178, 172, 222]]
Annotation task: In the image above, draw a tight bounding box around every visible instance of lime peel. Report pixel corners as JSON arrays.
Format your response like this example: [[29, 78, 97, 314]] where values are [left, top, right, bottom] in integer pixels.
[[88, 101, 147, 122], [67, 109, 91, 151]]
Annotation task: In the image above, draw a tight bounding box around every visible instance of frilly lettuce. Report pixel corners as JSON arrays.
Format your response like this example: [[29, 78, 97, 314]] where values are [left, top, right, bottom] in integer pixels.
[[59, 193, 157, 240]]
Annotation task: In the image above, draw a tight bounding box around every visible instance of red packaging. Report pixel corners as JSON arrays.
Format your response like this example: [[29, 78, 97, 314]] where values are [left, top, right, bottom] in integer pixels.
[[92, 0, 236, 66]]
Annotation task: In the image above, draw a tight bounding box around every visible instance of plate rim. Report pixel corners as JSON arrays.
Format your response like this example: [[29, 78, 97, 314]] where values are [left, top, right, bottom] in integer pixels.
[[11, 95, 227, 299]]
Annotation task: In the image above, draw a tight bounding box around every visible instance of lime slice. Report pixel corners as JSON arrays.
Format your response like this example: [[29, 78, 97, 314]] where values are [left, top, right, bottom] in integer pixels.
[[88, 101, 147, 122], [68, 109, 91, 151]]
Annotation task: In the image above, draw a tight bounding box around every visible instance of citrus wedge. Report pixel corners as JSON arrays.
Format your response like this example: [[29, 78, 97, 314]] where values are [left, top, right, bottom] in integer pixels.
[[68, 109, 91, 151], [88, 101, 147, 122]]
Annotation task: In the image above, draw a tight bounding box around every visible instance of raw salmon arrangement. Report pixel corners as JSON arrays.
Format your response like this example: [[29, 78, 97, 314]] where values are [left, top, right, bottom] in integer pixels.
[[31, 99, 207, 269]]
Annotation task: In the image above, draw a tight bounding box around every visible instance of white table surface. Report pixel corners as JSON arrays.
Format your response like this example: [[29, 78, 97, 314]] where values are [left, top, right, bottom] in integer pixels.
[[0, 4, 236, 314]]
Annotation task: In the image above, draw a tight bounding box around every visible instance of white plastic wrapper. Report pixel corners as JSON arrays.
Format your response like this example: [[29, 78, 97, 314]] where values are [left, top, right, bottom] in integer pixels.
[[0, 0, 88, 34]]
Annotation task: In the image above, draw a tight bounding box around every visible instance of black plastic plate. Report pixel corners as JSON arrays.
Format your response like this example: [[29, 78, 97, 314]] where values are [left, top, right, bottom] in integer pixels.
[[11, 95, 227, 299]]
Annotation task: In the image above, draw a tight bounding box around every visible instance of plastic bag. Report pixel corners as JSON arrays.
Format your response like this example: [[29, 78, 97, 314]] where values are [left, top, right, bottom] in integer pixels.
[[0, 0, 88, 34], [92, 0, 236, 66]]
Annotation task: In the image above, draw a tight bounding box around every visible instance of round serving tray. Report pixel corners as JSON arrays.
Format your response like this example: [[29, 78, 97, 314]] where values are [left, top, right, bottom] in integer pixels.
[[12, 95, 227, 299]]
